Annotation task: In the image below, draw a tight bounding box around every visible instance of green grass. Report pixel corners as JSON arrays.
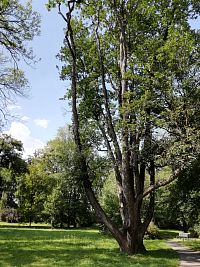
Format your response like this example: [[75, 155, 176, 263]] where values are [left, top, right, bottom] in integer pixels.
[[159, 229, 179, 240], [0, 221, 50, 228], [0, 224, 179, 267], [180, 239, 200, 251]]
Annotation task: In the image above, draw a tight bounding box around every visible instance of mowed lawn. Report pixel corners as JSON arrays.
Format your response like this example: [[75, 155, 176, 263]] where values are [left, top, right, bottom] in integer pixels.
[[0, 226, 179, 267]]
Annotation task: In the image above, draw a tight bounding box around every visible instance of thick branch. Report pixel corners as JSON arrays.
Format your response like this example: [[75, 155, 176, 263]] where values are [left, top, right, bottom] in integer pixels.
[[143, 168, 181, 198], [142, 160, 155, 232]]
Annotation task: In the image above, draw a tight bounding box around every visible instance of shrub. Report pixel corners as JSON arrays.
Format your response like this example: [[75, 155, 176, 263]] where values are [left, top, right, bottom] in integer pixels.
[[189, 228, 199, 238], [192, 224, 200, 238], [0, 208, 20, 223], [145, 222, 160, 239]]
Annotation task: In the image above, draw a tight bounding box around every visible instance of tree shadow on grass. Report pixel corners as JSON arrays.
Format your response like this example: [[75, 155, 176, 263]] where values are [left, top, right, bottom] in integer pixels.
[[0, 241, 178, 267], [147, 248, 178, 259], [0, 227, 178, 266]]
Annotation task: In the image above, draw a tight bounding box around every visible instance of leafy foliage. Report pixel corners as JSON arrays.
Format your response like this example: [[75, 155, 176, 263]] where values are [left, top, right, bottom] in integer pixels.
[[0, 134, 27, 221], [0, 0, 40, 62], [16, 126, 108, 227], [155, 157, 200, 231], [42, 126, 108, 227], [145, 222, 160, 240], [100, 172, 122, 229], [16, 158, 52, 225]]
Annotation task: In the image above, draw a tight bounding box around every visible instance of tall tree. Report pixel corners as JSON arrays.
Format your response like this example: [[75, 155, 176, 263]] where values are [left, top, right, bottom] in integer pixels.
[[0, 0, 40, 128], [49, 0, 200, 254]]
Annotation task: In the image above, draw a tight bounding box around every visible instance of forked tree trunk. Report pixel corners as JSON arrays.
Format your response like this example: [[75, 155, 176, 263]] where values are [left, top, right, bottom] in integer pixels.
[[57, 0, 186, 255], [59, 1, 153, 255]]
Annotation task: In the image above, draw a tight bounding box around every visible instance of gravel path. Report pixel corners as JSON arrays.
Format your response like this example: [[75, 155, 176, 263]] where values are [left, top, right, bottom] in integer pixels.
[[168, 240, 200, 267]]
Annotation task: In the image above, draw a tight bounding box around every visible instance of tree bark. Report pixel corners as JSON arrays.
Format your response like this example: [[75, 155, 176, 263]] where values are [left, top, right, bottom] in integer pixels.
[[119, 227, 147, 254]]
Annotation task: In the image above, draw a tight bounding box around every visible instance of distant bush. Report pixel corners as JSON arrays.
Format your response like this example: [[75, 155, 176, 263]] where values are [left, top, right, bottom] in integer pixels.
[[145, 222, 160, 239], [189, 228, 199, 238], [191, 223, 200, 238], [189, 216, 200, 238], [0, 208, 20, 223]]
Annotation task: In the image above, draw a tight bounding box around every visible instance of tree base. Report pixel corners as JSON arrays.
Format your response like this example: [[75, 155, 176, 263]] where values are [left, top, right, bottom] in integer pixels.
[[119, 240, 147, 255]]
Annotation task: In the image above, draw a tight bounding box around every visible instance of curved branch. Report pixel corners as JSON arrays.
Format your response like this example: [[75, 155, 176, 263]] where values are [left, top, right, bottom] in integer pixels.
[[143, 168, 181, 198]]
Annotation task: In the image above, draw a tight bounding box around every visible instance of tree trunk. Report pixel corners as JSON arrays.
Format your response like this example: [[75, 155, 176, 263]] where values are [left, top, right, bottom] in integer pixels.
[[182, 217, 189, 233], [119, 230, 146, 254], [61, 3, 128, 252], [29, 216, 32, 227]]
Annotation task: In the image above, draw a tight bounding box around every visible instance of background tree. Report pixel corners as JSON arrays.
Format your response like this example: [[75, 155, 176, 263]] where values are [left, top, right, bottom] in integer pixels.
[[42, 126, 108, 228], [48, 0, 200, 255], [0, 134, 27, 221], [155, 157, 200, 233], [0, 0, 40, 128], [100, 172, 122, 230], [16, 125, 108, 227], [16, 157, 52, 226], [42, 132, 91, 228]]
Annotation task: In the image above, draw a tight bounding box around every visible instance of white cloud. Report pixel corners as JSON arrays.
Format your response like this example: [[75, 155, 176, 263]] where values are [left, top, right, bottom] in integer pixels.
[[4, 122, 45, 157], [34, 119, 49, 129], [21, 116, 30, 122]]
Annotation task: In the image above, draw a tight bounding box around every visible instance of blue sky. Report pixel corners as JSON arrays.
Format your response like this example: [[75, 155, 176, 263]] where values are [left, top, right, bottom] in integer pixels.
[[5, 0, 71, 157], [4, 1, 200, 157]]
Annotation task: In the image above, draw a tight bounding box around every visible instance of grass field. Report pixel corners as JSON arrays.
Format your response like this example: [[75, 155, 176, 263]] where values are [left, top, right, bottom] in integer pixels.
[[0, 225, 179, 267]]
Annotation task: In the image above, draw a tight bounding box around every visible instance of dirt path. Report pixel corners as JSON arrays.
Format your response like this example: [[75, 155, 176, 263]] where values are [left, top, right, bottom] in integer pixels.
[[168, 240, 200, 267]]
